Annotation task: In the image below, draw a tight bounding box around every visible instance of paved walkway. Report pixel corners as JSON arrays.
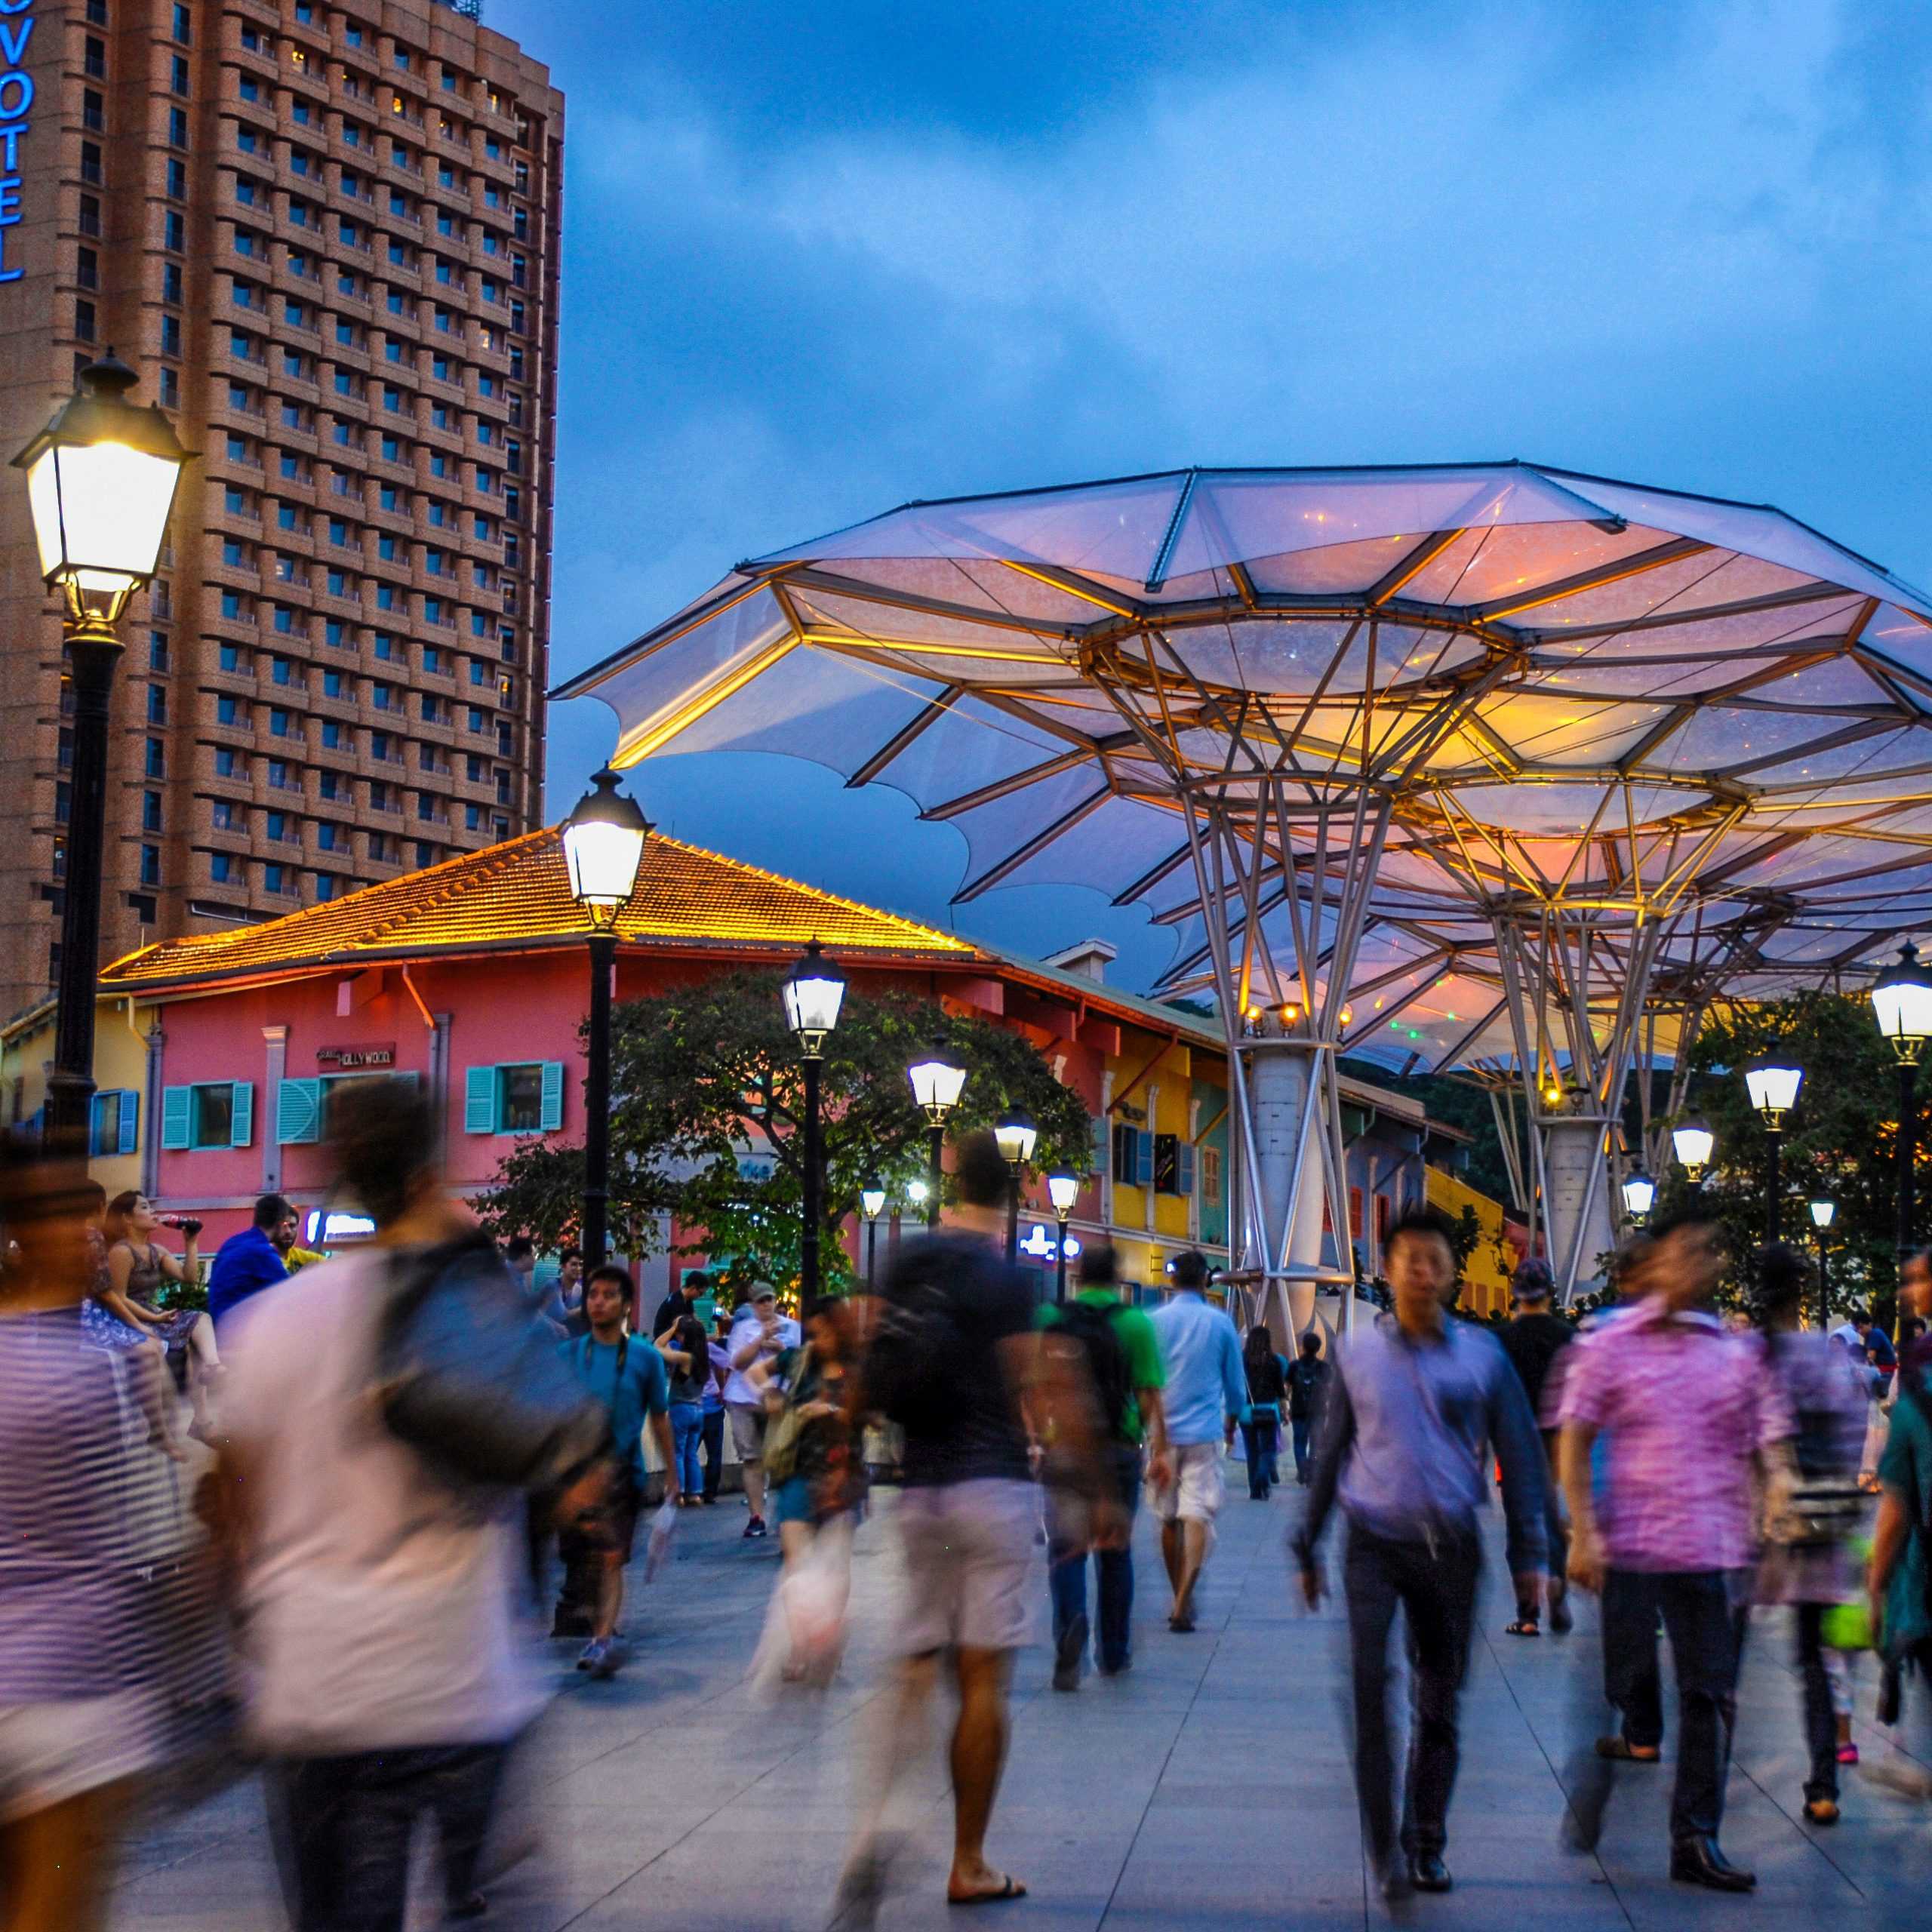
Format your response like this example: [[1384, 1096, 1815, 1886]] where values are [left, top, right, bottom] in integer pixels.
[[112, 1478, 1932, 1930]]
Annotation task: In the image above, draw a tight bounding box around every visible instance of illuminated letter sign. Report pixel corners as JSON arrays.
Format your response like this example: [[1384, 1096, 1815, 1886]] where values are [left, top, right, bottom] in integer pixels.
[[0, 0, 34, 286]]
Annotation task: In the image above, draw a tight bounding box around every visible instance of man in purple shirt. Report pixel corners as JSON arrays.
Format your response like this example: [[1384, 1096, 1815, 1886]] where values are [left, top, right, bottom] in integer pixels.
[[1560, 1206, 1794, 1894]]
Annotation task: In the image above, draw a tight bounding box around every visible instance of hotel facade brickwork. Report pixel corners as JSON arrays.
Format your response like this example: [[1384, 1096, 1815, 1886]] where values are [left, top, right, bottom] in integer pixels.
[[0, 0, 561, 1017]]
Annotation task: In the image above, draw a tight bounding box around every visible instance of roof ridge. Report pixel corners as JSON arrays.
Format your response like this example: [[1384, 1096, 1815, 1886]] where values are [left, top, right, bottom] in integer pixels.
[[353, 828, 552, 948]]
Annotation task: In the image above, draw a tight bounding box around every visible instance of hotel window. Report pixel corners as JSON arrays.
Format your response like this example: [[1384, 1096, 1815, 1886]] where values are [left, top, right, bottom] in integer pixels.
[[91, 1090, 139, 1159], [214, 748, 241, 777], [465, 1063, 563, 1137], [75, 300, 97, 343], [171, 54, 190, 96], [142, 790, 163, 832]]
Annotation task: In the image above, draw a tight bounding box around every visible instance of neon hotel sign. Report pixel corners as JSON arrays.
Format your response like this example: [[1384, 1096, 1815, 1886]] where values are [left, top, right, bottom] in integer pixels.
[[0, 0, 35, 285]]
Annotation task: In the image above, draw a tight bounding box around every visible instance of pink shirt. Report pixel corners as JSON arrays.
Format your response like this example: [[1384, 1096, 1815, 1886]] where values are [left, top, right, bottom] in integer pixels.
[[1558, 1300, 1791, 1573]]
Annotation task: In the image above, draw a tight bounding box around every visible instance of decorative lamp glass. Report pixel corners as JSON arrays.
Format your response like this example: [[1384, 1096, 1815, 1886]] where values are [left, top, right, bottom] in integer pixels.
[[14, 352, 191, 624], [1871, 940, 1932, 1066], [905, 1177, 931, 1206], [1620, 1171, 1656, 1221], [908, 1050, 967, 1123], [1047, 1173, 1079, 1221], [1809, 1198, 1836, 1231], [860, 1179, 887, 1221], [560, 768, 651, 927], [994, 1109, 1038, 1168], [1744, 1062, 1804, 1127], [781, 939, 846, 1057], [1672, 1118, 1715, 1180]]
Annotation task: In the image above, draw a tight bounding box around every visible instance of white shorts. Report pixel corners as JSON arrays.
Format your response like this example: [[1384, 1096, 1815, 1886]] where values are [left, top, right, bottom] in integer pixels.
[[0, 1690, 155, 1824], [1152, 1439, 1226, 1525], [728, 1402, 768, 1466], [894, 1479, 1040, 1656]]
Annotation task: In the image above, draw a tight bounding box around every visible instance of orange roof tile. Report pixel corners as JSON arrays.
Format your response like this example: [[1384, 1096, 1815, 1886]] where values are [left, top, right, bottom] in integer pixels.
[[100, 826, 972, 992]]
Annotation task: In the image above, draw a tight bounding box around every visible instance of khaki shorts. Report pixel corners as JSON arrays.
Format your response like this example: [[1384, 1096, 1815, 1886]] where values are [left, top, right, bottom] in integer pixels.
[[728, 1402, 768, 1466], [1151, 1439, 1226, 1525], [894, 1478, 1040, 1656], [0, 1691, 155, 1824]]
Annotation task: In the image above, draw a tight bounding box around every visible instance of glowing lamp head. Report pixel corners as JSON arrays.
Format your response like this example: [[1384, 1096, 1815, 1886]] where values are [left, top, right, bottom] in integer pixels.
[[559, 767, 651, 927], [1744, 1062, 1803, 1127], [1809, 1198, 1836, 1232], [994, 1109, 1038, 1169], [905, 1177, 931, 1206], [1671, 1118, 1715, 1180], [1871, 940, 1932, 1066], [781, 939, 847, 1057], [1047, 1172, 1078, 1220], [14, 352, 191, 626], [1620, 1171, 1656, 1222], [860, 1177, 886, 1221], [907, 1049, 967, 1124]]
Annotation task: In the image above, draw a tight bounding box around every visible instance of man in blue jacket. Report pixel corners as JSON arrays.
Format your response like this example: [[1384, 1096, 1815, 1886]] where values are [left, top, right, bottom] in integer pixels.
[[207, 1193, 297, 1333]]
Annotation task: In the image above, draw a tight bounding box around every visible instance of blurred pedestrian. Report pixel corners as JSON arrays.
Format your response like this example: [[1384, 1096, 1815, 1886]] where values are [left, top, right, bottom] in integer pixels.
[[206, 1193, 295, 1335], [1499, 1256, 1575, 1636], [1239, 1324, 1287, 1500], [840, 1131, 1068, 1912], [1753, 1242, 1868, 1825], [1036, 1244, 1168, 1689], [559, 1266, 678, 1678], [1285, 1331, 1328, 1484], [220, 1079, 608, 1930], [724, 1284, 800, 1540], [1293, 1205, 1547, 1899], [0, 1142, 169, 1931], [1149, 1249, 1246, 1632], [1559, 1206, 1795, 1893]]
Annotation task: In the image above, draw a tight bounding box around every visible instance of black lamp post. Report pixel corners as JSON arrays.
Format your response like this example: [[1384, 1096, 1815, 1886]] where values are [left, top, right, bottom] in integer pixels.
[[561, 768, 651, 1270], [1745, 1062, 1803, 1241], [1809, 1198, 1836, 1329], [1048, 1172, 1078, 1302], [994, 1108, 1038, 1266], [783, 940, 847, 1313], [907, 1044, 965, 1229], [14, 353, 189, 1151], [861, 1177, 886, 1287], [1870, 940, 1932, 1289]]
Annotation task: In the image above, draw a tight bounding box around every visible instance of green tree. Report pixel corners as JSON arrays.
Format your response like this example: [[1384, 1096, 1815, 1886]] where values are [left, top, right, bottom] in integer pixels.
[[480, 971, 1093, 1294], [1668, 989, 1906, 1316]]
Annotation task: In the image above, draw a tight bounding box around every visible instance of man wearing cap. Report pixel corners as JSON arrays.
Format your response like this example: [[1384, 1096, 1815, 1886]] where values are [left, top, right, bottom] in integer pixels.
[[724, 1283, 799, 1540], [1499, 1256, 1576, 1635]]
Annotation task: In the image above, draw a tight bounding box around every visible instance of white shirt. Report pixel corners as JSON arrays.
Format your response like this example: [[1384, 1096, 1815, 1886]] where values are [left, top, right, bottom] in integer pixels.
[[1829, 1320, 1866, 1358], [721, 1310, 800, 1407], [223, 1247, 542, 1754]]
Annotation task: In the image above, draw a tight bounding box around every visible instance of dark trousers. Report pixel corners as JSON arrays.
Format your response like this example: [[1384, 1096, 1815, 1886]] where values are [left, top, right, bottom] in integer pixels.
[[1291, 1414, 1312, 1481], [1048, 1447, 1142, 1673], [1516, 1432, 1570, 1619], [266, 1743, 509, 1931], [1602, 1568, 1748, 1844], [1239, 1412, 1281, 1496], [700, 1404, 726, 1501], [1794, 1602, 1838, 1804], [1344, 1521, 1480, 1865]]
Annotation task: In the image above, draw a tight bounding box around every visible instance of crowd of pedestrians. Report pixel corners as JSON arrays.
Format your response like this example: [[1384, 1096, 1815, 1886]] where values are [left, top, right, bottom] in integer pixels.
[[10, 1083, 1932, 1929]]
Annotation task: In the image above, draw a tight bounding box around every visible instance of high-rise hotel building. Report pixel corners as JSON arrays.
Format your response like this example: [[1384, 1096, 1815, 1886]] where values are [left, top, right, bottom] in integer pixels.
[[0, 0, 561, 1016]]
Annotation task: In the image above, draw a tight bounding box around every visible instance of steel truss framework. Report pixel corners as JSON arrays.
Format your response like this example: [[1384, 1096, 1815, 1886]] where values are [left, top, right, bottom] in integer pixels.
[[558, 466, 1932, 1294]]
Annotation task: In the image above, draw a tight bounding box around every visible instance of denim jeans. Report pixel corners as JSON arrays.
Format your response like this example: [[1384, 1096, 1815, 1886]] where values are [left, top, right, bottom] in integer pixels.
[[1291, 1414, 1312, 1481], [1602, 1568, 1749, 1844], [1048, 1446, 1142, 1673], [669, 1401, 704, 1497], [1239, 1412, 1281, 1495], [700, 1404, 725, 1500]]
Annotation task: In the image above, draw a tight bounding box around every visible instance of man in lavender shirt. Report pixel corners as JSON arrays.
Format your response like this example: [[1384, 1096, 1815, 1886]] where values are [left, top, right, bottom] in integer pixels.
[[1560, 1205, 1795, 1894]]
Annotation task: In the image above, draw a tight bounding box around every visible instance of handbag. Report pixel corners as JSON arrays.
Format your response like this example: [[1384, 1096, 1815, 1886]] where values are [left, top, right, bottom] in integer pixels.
[[373, 1230, 608, 1492], [761, 1344, 815, 1487]]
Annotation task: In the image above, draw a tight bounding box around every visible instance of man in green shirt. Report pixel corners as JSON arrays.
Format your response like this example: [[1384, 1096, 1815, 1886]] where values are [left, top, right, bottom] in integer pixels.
[[1036, 1244, 1168, 1690]]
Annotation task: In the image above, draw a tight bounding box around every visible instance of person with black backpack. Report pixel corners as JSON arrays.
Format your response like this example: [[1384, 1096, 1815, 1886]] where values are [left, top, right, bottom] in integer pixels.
[[1038, 1244, 1169, 1690]]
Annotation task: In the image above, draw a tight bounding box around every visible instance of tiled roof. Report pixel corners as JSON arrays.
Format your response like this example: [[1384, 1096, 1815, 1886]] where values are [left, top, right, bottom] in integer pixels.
[[100, 826, 971, 991]]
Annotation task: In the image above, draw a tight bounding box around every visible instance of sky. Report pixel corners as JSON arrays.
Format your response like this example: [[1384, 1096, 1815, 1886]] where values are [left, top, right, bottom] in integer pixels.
[[490, 0, 1932, 992]]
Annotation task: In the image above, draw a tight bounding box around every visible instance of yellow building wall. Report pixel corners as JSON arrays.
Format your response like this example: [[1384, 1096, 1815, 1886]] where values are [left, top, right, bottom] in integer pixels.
[[1424, 1165, 1514, 1318], [1106, 1032, 1217, 1283], [0, 998, 155, 1196]]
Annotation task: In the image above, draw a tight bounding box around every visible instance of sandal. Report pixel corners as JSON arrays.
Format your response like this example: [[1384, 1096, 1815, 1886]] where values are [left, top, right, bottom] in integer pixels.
[[1595, 1735, 1661, 1762], [1504, 1618, 1540, 1637], [1804, 1798, 1840, 1826]]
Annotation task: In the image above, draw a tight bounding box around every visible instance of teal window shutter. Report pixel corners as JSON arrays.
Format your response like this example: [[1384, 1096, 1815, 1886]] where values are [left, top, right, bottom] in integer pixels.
[[161, 1085, 192, 1150], [277, 1077, 322, 1144], [118, 1091, 139, 1156], [1091, 1112, 1109, 1178], [1177, 1140, 1196, 1198], [539, 1060, 564, 1133], [88, 1092, 108, 1157], [229, 1081, 254, 1148], [464, 1065, 497, 1134], [1136, 1130, 1155, 1187]]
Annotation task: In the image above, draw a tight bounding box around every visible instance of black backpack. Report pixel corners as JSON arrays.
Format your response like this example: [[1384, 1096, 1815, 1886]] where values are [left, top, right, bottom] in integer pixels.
[[1053, 1298, 1134, 1447], [865, 1235, 974, 1435]]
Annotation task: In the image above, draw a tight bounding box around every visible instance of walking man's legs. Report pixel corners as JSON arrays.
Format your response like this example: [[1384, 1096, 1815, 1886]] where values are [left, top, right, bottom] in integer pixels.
[[1094, 1451, 1140, 1672], [700, 1404, 725, 1501], [1343, 1526, 1404, 1881], [949, 1647, 1016, 1900], [1794, 1604, 1839, 1807], [728, 1403, 768, 1524], [1398, 1533, 1479, 1866], [1601, 1568, 1665, 1753], [1292, 1414, 1312, 1482], [1656, 1571, 1746, 1848]]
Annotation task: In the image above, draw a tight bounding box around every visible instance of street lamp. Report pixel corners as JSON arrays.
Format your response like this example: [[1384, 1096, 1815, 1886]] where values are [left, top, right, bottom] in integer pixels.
[[907, 1044, 966, 1229], [1745, 1061, 1804, 1241], [783, 940, 847, 1312], [1672, 1117, 1715, 1186], [861, 1176, 886, 1287], [561, 768, 652, 1269], [1047, 1172, 1078, 1303], [1870, 939, 1932, 1275], [13, 352, 189, 1149], [1620, 1170, 1656, 1225], [994, 1108, 1038, 1266], [1809, 1198, 1837, 1329]]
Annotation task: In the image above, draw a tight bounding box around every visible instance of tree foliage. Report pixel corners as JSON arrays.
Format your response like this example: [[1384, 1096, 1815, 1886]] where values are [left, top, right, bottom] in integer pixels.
[[480, 971, 1094, 1294]]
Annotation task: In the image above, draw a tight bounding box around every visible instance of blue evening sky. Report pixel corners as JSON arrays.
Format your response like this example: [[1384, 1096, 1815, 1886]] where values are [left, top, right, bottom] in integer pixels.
[[490, 0, 1932, 990]]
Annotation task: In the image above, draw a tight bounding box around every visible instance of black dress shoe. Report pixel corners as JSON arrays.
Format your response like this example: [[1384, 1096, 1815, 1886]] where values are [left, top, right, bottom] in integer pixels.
[[1669, 1835, 1755, 1891], [1407, 1853, 1452, 1893]]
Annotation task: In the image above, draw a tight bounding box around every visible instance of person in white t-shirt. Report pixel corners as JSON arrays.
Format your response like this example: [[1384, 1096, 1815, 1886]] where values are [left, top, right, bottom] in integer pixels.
[[722, 1284, 801, 1540]]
